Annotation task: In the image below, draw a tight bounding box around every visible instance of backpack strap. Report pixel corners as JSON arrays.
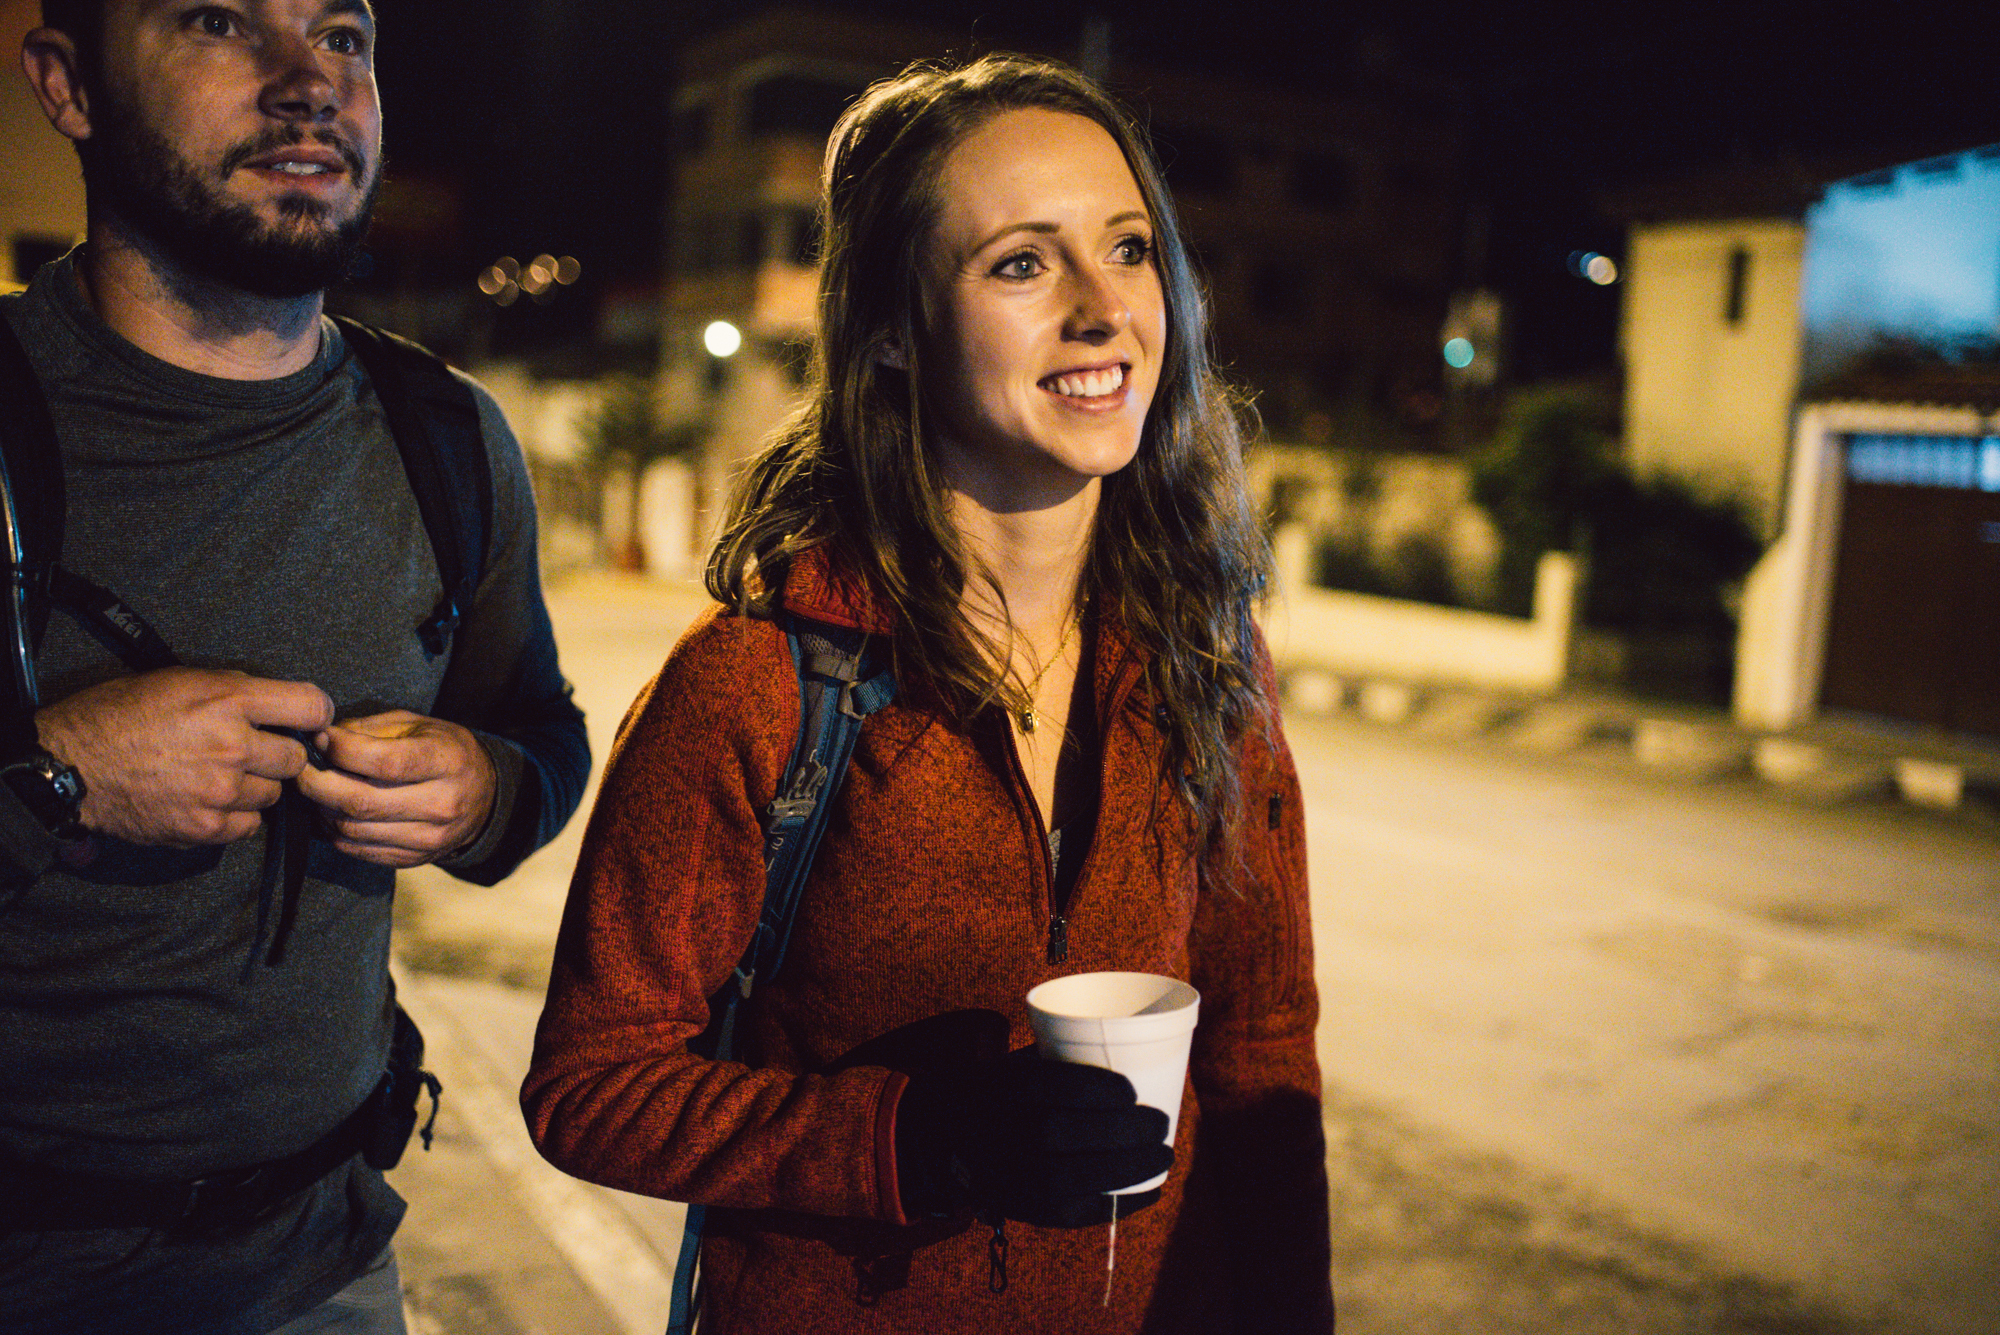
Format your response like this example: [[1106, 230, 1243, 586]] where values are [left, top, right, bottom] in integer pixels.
[[669, 613, 896, 1335], [0, 312, 63, 744], [330, 316, 492, 659]]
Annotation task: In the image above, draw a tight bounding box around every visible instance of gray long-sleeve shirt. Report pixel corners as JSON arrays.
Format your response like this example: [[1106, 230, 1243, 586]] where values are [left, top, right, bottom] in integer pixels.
[[0, 253, 588, 1334]]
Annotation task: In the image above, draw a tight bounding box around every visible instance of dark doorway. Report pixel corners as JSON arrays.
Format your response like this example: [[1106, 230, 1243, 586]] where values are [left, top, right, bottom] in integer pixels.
[[1820, 434, 2000, 737]]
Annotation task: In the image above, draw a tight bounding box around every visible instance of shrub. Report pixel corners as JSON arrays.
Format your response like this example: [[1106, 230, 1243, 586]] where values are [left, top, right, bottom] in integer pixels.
[[1471, 389, 1760, 632]]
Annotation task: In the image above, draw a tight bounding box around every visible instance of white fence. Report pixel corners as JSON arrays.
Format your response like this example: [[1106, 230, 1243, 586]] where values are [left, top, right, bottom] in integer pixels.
[[1260, 524, 1578, 695]]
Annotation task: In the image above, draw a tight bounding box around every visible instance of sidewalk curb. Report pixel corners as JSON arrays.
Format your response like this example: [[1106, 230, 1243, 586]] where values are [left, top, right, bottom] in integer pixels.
[[394, 965, 679, 1335], [1279, 670, 2000, 817]]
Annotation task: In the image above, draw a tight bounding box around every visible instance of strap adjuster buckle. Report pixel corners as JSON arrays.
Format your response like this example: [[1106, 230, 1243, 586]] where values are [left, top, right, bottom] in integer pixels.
[[418, 599, 461, 657], [178, 1164, 272, 1228]]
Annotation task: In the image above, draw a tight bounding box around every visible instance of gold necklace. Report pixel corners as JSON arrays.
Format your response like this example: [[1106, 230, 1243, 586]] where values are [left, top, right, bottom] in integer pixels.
[[1016, 611, 1079, 735]]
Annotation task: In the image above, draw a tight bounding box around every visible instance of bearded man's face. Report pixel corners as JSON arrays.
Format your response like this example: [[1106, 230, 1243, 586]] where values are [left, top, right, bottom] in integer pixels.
[[79, 1, 383, 299]]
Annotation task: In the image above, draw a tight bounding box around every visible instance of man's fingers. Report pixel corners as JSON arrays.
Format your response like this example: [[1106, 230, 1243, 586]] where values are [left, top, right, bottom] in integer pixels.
[[296, 766, 453, 822], [234, 678, 335, 733], [229, 776, 285, 812], [319, 721, 454, 784], [244, 728, 308, 781], [328, 837, 431, 868], [208, 811, 266, 846], [327, 820, 452, 854], [332, 710, 426, 741]]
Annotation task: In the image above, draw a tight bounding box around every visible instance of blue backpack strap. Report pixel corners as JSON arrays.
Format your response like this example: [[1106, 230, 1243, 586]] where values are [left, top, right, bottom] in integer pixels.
[[330, 316, 491, 659], [668, 612, 895, 1335]]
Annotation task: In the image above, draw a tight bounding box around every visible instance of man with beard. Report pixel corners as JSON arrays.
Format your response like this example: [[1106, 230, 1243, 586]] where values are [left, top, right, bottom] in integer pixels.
[[0, 3, 588, 1331]]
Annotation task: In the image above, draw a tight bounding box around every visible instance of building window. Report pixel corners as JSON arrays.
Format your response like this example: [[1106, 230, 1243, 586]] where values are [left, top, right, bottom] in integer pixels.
[[746, 75, 862, 141], [674, 100, 712, 157], [738, 214, 766, 268], [1724, 245, 1750, 325], [1251, 257, 1312, 323], [779, 207, 821, 266], [1154, 125, 1237, 198], [1290, 151, 1355, 210], [671, 216, 709, 275], [1845, 434, 2000, 491]]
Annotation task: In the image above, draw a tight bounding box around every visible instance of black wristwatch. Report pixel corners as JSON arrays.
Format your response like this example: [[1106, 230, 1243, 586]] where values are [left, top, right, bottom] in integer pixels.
[[1, 749, 88, 840]]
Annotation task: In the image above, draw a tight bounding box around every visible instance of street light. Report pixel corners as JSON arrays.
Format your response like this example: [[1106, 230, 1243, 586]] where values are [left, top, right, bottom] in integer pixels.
[[703, 320, 742, 358]]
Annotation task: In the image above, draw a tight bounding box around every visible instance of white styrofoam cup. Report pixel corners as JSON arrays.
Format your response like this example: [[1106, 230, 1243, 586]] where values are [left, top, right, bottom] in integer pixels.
[[1025, 971, 1200, 1194]]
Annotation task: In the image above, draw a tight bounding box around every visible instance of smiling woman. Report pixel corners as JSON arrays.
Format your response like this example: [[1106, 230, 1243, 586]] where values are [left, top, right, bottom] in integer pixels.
[[526, 54, 1334, 1335], [922, 107, 1166, 512]]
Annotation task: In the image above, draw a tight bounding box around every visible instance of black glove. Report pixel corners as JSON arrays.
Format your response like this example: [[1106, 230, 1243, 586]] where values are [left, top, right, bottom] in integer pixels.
[[894, 1046, 1173, 1228]]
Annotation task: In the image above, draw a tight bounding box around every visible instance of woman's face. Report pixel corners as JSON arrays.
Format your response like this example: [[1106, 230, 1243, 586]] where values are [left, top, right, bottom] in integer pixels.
[[917, 107, 1167, 505]]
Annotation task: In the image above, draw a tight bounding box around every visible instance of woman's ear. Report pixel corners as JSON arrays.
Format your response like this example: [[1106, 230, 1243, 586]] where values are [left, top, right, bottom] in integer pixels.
[[875, 340, 907, 371]]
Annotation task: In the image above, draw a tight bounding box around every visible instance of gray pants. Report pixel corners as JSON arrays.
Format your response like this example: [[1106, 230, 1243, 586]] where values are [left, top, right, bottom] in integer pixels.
[[267, 1248, 407, 1335]]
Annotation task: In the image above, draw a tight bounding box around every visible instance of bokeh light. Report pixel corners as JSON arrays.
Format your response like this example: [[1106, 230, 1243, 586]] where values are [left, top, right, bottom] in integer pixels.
[[704, 320, 743, 358]]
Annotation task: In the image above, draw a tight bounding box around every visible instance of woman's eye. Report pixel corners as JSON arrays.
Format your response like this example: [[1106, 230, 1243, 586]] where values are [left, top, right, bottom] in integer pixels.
[[1114, 235, 1153, 265], [992, 252, 1044, 280]]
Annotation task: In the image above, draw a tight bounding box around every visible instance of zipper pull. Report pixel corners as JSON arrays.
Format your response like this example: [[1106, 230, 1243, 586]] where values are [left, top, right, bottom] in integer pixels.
[[1047, 913, 1068, 964], [984, 1212, 1010, 1294]]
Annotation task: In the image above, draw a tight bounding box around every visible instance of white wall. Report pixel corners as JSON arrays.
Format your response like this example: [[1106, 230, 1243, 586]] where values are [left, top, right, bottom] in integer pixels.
[[1622, 219, 1806, 536], [1248, 442, 1502, 607], [1262, 524, 1577, 695]]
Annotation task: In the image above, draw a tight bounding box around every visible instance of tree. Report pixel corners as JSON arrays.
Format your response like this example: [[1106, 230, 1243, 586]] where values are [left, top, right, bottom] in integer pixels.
[[1469, 389, 1618, 617], [1471, 388, 1759, 634], [579, 376, 702, 573]]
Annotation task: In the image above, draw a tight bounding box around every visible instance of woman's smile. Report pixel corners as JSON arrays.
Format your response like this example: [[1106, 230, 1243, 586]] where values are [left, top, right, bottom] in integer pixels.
[[1040, 360, 1130, 407]]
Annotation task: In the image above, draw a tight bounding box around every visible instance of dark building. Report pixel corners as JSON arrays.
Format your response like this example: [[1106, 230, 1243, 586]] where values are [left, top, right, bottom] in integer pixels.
[[656, 5, 1469, 509]]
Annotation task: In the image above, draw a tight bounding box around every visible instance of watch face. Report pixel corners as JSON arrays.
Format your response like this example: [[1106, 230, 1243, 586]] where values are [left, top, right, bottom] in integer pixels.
[[49, 763, 84, 805], [3, 750, 86, 838]]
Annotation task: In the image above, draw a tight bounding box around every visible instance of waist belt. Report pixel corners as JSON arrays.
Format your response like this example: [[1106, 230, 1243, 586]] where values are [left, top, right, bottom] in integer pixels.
[[0, 1098, 371, 1233], [0, 1021, 442, 1234]]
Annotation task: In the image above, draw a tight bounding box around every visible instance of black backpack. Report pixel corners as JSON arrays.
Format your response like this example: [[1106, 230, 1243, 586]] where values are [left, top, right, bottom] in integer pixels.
[[0, 310, 492, 1183], [0, 312, 491, 739]]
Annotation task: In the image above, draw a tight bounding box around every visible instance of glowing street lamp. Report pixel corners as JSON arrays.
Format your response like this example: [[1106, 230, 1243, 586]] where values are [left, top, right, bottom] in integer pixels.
[[703, 320, 743, 358]]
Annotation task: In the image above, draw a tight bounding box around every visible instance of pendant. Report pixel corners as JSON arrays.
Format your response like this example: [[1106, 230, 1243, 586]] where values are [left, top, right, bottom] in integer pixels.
[[1019, 707, 1037, 734]]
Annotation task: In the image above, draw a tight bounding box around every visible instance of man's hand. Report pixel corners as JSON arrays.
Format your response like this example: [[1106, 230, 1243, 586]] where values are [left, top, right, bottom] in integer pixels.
[[296, 711, 497, 868], [35, 668, 334, 847]]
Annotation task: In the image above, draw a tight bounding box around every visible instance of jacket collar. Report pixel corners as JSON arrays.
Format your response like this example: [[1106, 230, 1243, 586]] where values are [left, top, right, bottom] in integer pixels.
[[778, 544, 899, 635], [779, 542, 1147, 720]]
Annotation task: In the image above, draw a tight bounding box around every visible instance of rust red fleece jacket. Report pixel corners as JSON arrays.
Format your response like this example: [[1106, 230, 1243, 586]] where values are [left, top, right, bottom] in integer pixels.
[[523, 553, 1333, 1333]]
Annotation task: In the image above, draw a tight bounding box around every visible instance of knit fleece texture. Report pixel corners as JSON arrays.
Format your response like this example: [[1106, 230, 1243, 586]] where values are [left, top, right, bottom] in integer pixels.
[[524, 550, 1333, 1333]]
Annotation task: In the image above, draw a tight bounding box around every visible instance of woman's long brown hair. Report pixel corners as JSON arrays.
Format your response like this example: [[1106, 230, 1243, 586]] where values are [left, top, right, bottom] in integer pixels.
[[708, 53, 1271, 852]]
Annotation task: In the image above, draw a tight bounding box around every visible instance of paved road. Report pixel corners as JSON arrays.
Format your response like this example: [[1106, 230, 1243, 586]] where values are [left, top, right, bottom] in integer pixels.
[[391, 573, 2000, 1335], [1291, 711, 1998, 1335]]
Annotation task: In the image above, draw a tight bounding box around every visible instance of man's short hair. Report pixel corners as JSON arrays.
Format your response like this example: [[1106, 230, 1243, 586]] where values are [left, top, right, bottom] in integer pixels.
[[40, 0, 104, 89]]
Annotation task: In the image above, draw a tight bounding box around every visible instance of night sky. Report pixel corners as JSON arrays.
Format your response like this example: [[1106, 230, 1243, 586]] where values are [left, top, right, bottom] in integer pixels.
[[368, 0, 2000, 379]]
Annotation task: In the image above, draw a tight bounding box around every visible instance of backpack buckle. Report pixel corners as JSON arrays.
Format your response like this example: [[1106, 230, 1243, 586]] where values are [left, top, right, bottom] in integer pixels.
[[417, 599, 460, 657]]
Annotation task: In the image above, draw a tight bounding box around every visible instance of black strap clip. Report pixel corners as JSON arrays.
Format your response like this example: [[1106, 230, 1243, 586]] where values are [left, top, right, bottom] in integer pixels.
[[417, 597, 461, 658], [177, 1164, 274, 1230]]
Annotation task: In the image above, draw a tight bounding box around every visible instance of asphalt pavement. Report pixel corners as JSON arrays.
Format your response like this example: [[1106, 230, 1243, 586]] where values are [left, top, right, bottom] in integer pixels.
[[387, 571, 2000, 1335]]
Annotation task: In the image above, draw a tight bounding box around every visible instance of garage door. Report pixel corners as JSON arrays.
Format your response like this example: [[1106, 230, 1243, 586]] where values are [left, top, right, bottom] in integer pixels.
[[1820, 433, 2000, 737]]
